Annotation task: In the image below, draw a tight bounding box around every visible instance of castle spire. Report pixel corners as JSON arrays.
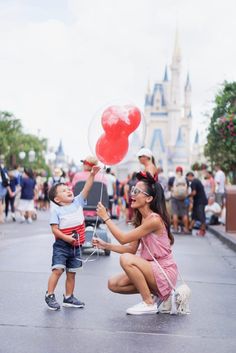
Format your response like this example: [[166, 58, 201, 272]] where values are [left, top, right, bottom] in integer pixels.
[[170, 28, 181, 107], [172, 28, 181, 64], [185, 72, 191, 91], [147, 78, 151, 94], [163, 65, 168, 81]]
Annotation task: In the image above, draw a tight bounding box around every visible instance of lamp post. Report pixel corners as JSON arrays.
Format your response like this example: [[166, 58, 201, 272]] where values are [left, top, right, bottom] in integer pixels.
[[19, 151, 26, 160]]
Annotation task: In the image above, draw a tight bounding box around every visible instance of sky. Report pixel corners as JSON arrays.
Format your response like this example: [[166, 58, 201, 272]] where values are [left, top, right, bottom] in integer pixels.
[[0, 0, 235, 164]]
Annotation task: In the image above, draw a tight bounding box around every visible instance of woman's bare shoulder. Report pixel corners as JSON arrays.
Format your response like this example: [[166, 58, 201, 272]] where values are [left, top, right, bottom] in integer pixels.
[[145, 213, 162, 226]]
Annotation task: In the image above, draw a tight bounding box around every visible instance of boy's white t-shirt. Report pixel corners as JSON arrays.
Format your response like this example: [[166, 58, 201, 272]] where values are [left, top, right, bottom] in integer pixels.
[[50, 194, 87, 245]]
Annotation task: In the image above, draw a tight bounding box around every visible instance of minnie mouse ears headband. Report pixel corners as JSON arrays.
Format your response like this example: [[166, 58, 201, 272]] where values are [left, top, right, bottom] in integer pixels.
[[136, 171, 157, 184]]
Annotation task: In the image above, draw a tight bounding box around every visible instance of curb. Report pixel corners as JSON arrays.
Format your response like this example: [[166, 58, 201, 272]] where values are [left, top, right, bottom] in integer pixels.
[[208, 226, 236, 252]]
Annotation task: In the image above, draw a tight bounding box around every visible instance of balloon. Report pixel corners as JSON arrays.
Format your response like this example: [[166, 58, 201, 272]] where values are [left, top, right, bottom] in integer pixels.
[[123, 105, 142, 134], [96, 134, 129, 165], [88, 101, 146, 166], [101, 105, 141, 137]]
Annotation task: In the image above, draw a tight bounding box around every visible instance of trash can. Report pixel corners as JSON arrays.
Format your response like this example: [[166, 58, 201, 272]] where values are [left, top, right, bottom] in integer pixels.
[[226, 186, 236, 233]]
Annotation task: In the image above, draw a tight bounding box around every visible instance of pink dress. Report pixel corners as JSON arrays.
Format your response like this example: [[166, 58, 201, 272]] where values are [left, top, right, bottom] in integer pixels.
[[139, 214, 178, 300]]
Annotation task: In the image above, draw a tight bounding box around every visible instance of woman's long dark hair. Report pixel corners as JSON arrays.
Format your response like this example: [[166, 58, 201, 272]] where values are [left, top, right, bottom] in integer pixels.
[[132, 171, 174, 245]]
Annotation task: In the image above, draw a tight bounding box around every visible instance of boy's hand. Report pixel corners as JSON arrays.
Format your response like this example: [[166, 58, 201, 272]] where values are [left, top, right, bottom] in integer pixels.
[[90, 165, 101, 176], [65, 235, 76, 245]]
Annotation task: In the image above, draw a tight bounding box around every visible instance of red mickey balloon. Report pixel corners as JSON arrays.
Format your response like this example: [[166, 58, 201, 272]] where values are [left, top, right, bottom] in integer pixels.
[[96, 104, 141, 165], [96, 134, 128, 165]]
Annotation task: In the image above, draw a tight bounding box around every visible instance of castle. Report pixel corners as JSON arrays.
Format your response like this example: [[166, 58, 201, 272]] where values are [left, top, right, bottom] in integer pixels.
[[115, 31, 200, 179]]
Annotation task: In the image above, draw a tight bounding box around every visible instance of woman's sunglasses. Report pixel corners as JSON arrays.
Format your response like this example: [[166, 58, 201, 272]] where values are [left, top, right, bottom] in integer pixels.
[[130, 186, 149, 196]]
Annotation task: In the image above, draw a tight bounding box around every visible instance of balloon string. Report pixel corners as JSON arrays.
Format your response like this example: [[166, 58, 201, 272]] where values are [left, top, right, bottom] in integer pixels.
[[76, 164, 107, 263]]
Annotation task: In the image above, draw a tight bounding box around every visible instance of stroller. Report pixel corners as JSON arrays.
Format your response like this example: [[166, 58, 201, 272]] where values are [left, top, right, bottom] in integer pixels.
[[73, 180, 111, 256]]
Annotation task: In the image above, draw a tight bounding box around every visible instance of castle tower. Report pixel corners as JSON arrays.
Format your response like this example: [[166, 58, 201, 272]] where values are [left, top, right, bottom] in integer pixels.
[[184, 72, 191, 119], [169, 30, 182, 145], [115, 31, 195, 179], [170, 30, 181, 107]]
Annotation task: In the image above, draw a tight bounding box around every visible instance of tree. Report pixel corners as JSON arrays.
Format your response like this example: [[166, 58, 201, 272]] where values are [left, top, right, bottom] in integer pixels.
[[0, 111, 49, 172], [204, 81, 236, 183]]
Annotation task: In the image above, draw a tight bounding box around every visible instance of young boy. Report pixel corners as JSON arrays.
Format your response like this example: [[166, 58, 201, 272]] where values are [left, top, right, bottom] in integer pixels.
[[45, 165, 100, 310]]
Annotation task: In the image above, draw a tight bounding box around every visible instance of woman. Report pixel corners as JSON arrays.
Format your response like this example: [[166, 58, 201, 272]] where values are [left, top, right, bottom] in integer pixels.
[[137, 148, 158, 180], [93, 172, 177, 315], [18, 168, 36, 223]]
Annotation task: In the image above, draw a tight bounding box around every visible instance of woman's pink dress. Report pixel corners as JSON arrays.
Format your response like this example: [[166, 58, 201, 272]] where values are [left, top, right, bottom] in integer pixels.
[[139, 214, 178, 300]]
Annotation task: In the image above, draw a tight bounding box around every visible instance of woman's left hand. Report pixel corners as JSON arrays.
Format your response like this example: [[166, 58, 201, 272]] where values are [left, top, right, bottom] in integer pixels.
[[96, 201, 109, 221]]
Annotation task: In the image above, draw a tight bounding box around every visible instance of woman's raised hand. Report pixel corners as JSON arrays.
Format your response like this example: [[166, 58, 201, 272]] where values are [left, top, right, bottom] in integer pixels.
[[96, 201, 109, 221]]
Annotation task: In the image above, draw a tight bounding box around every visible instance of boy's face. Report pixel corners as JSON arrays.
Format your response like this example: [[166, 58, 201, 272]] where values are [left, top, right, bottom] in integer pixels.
[[54, 185, 74, 205]]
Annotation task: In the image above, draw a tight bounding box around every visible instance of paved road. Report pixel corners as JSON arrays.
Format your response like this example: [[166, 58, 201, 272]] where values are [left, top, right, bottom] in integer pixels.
[[0, 211, 236, 353]]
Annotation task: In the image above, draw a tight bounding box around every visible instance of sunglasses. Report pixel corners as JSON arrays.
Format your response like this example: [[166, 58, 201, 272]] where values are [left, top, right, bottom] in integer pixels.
[[130, 186, 149, 196]]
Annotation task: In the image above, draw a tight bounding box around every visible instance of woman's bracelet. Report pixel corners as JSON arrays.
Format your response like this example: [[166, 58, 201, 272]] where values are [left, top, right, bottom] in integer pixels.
[[104, 217, 111, 223]]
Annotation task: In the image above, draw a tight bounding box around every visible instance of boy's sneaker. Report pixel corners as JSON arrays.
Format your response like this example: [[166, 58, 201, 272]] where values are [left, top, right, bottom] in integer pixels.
[[126, 301, 158, 315], [45, 292, 60, 311], [63, 294, 85, 308]]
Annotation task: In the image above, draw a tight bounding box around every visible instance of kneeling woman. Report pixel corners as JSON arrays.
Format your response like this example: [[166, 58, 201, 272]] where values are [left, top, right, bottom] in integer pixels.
[[93, 172, 178, 315]]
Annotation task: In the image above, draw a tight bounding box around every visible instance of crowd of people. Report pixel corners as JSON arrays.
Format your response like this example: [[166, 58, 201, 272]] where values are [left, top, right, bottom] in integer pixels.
[[0, 151, 228, 235], [0, 150, 230, 315]]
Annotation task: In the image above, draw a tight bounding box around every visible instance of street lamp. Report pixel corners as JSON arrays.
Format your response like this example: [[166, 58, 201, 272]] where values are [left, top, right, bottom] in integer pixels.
[[19, 151, 26, 160]]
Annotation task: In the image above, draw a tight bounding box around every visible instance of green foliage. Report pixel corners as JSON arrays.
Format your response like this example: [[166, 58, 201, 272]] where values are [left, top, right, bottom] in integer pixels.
[[0, 111, 49, 173], [204, 81, 236, 183]]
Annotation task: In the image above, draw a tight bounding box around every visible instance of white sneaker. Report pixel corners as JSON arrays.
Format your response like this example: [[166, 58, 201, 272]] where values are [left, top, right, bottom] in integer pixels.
[[27, 218, 32, 224], [126, 301, 158, 315], [20, 216, 26, 223]]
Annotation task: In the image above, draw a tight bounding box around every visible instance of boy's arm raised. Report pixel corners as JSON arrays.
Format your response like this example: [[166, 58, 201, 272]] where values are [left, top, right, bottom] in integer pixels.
[[81, 165, 100, 199]]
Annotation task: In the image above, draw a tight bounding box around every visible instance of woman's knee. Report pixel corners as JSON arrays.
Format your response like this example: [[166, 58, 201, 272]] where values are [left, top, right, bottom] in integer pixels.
[[108, 277, 118, 292], [120, 253, 133, 268]]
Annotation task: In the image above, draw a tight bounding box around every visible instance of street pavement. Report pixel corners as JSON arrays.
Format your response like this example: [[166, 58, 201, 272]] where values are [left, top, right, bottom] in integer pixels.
[[0, 211, 236, 353]]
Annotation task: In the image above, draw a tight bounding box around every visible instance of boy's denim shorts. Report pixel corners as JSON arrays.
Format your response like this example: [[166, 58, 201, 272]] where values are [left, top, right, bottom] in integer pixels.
[[51, 239, 82, 273]]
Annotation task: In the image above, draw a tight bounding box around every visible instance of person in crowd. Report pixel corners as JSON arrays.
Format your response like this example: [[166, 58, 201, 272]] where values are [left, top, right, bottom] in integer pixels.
[[18, 168, 37, 223], [136, 147, 158, 180], [72, 156, 107, 189], [45, 165, 100, 311], [214, 165, 226, 207], [0, 158, 12, 223], [5, 170, 19, 221], [105, 168, 117, 218], [168, 166, 190, 234], [202, 170, 215, 199], [42, 180, 50, 210], [186, 171, 208, 236], [48, 168, 66, 188], [205, 195, 221, 225], [219, 197, 226, 225], [93, 172, 177, 315], [124, 172, 137, 224]]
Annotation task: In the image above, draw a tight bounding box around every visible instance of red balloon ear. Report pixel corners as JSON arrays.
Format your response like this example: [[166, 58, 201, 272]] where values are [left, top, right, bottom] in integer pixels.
[[124, 105, 142, 134], [95, 134, 128, 165], [101, 105, 141, 137], [101, 106, 128, 137]]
